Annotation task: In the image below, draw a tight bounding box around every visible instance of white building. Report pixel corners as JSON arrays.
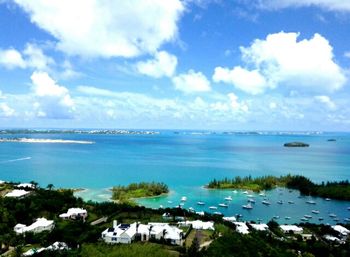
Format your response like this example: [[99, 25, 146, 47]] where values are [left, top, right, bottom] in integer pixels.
[[22, 242, 68, 256], [16, 183, 35, 189], [102, 221, 183, 245], [279, 225, 303, 234], [14, 218, 54, 234], [250, 223, 269, 231], [178, 220, 215, 230], [223, 216, 236, 222], [59, 208, 87, 220], [234, 222, 249, 234], [332, 225, 350, 237], [5, 189, 30, 198]]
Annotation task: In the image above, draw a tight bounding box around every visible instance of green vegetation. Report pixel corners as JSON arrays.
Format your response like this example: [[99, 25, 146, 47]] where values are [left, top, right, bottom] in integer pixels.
[[284, 142, 310, 147], [207, 175, 350, 200], [111, 182, 169, 203]]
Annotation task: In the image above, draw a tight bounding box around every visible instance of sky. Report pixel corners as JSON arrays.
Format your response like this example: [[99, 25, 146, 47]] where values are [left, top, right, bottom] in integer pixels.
[[0, 0, 350, 131]]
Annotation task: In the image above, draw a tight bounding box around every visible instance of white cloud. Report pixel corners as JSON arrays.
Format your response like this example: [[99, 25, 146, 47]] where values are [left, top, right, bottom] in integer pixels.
[[0, 48, 26, 69], [213, 66, 269, 95], [13, 0, 185, 58], [172, 69, 211, 93], [314, 95, 336, 110], [214, 32, 346, 94], [30, 71, 74, 118], [23, 43, 54, 71], [0, 44, 54, 71], [0, 103, 15, 117], [136, 51, 177, 78], [256, 0, 350, 12], [345, 52, 350, 58], [228, 93, 249, 112]]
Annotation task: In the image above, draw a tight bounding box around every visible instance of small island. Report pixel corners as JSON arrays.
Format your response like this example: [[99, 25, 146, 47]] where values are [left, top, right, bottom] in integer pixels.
[[0, 137, 94, 144], [207, 175, 350, 200], [111, 182, 169, 203], [284, 142, 309, 147]]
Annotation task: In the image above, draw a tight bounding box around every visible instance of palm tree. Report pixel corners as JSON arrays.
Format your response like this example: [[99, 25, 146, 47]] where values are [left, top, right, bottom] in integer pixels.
[[47, 184, 54, 191], [30, 181, 39, 189]]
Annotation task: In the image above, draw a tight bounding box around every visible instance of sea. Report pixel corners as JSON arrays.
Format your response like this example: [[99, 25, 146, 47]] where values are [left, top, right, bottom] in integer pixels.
[[0, 130, 349, 225]]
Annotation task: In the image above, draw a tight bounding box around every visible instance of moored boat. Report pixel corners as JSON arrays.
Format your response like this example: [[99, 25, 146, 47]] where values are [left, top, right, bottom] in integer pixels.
[[218, 203, 228, 208], [311, 210, 320, 214], [209, 206, 218, 210], [224, 196, 233, 201], [197, 201, 205, 205], [242, 203, 253, 209], [262, 200, 271, 205], [181, 196, 187, 202], [306, 200, 316, 204]]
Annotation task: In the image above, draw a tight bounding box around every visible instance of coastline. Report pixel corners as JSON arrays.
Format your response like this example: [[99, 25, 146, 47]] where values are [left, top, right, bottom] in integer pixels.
[[0, 138, 95, 144]]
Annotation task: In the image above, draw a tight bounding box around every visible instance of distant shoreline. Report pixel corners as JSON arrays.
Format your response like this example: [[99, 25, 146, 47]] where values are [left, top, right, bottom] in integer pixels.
[[0, 138, 94, 144]]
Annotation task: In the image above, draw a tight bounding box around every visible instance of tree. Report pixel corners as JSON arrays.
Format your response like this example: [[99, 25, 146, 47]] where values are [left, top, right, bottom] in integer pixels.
[[47, 184, 54, 191]]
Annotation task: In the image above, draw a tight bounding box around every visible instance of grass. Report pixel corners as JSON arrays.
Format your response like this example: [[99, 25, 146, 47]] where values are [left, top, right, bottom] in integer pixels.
[[185, 229, 214, 248]]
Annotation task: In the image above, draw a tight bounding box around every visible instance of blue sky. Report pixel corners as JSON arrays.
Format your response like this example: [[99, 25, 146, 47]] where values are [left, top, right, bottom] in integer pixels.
[[0, 0, 350, 131]]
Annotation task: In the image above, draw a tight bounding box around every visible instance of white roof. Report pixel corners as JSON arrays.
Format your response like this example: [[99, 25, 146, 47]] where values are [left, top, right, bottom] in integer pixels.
[[324, 235, 340, 242], [137, 224, 150, 234], [15, 218, 54, 234], [178, 220, 215, 230], [5, 189, 30, 198], [280, 225, 303, 233], [223, 216, 236, 222], [122, 223, 137, 238], [0, 180, 5, 184], [46, 242, 69, 251], [250, 223, 268, 231], [17, 183, 35, 189], [196, 211, 205, 216], [234, 222, 249, 234], [60, 208, 87, 218], [332, 225, 350, 236]]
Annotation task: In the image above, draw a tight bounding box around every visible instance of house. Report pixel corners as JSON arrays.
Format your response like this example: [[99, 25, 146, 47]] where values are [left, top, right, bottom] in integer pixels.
[[5, 189, 30, 198], [279, 225, 303, 234], [178, 220, 215, 230], [148, 223, 184, 245], [223, 216, 236, 222], [102, 221, 138, 244], [250, 223, 268, 231], [14, 218, 54, 234], [332, 225, 350, 237], [234, 222, 249, 234], [59, 208, 87, 220], [22, 242, 68, 256], [16, 183, 35, 189]]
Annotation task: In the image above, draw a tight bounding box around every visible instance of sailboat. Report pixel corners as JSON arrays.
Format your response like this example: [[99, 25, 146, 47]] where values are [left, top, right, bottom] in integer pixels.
[[242, 203, 253, 209]]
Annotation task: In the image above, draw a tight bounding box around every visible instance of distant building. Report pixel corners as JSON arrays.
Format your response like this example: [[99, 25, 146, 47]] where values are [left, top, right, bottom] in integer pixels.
[[22, 242, 68, 256], [332, 225, 350, 237], [59, 208, 87, 220], [234, 222, 249, 234], [16, 183, 36, 189], [14, 218, 54, 234], [279, 225, 303, 234], [250, 223, 269, 231], [178, 220, 215, 230], [5, 189, 30, 198]]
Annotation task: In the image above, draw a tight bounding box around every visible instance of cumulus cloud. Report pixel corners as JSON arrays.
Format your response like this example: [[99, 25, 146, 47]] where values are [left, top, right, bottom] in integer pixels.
[[172, 70, 211, 93], [314, 95, 336, 110], [30, 71, 74, 118], [136, 51, 178, 78], [13, 0, 185, 58], [0, 44, 54, 71], [213, 32, 346, 94], [0, 102, 15, 117], [0, 48, 26, 69], [255, 0, 350, 12]]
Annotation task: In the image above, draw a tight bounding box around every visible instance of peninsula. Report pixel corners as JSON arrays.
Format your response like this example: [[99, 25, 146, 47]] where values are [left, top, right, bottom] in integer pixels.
[[0, 138, 94, 144], [207, 175, 350, 200]]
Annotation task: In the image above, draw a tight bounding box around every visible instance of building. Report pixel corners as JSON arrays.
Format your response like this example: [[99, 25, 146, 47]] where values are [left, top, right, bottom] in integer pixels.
[[101, 221, 183, 245], [16, 183, 36, 189], [279, 225, 303, 234], [22, 242, 68, 256], [234, 222, 249, 234], [250, 223, 269, 231], [332, 225, 350, 237], [14, 218, 54, 234], [59, 208, 88, 220], [5, 189, 30, 198], [178, 220, 215, 230]]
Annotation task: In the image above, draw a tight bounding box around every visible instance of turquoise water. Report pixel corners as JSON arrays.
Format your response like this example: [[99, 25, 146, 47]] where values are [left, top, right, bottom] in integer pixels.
[[0, 131, 349, 224]]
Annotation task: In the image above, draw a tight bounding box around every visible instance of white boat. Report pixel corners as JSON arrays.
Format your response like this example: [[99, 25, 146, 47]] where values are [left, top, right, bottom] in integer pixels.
[[218, 203, 228, 208], [262, 200, 271, 205], [181, 196, 187, 202], [344, 218, 350, 222], [188, 207, 195, 212], [285, 216, 291, 220], [311, 210, 320, 214], [209, 206, 218, 210], [242, 203, 253, 209], [248, 198, 255, 203], [329, 213, 337, 218], [179, 203, 184, 206], [224, 196, 233, 201], [301, 217, 309, 222], [306, 200, 316, 204], [277, 200, 283, 204], [333, 218, 340, 222], [304, 215, 312, 219], [273, 216, 280, 219], [213, 211, 222, 215], [288, 201, 295, 204], [325, 198, 331, 201], [167, 200, 173, 204], [232, 190, 238, 194], [247, 194, 254, 198], [259, 192, 266, 197], [197, 201, 205, 205], [160, 205, 164, 208], [242, 191, 249, 194]]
